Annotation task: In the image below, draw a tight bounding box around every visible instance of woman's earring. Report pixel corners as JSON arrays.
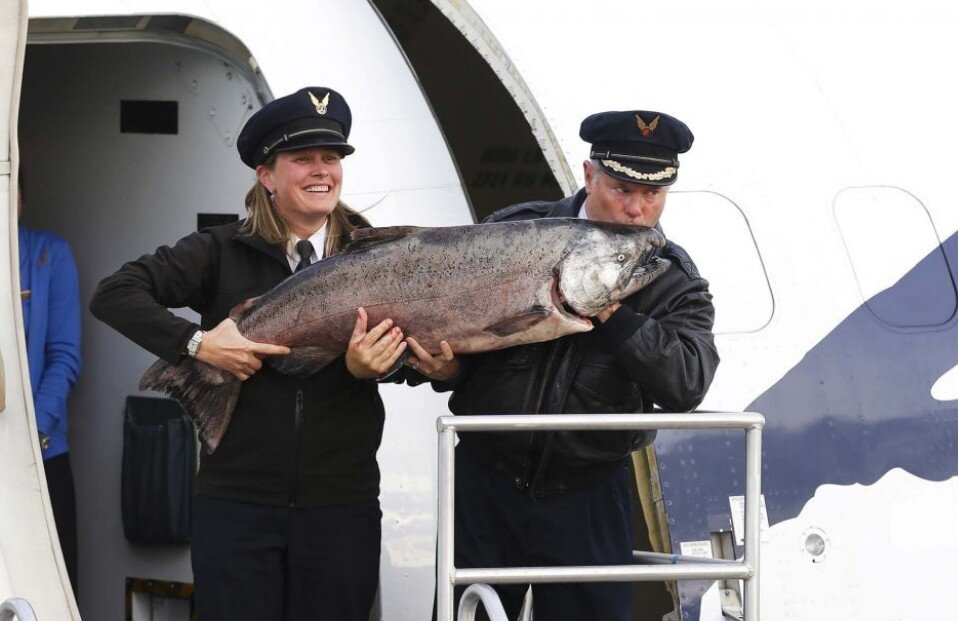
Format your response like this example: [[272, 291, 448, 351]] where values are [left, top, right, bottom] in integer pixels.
[[268, 191, 275, 201]]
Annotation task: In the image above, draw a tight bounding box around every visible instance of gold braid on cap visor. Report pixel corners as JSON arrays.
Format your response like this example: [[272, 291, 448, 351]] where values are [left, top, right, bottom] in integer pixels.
[[601, 159, 677, 182]]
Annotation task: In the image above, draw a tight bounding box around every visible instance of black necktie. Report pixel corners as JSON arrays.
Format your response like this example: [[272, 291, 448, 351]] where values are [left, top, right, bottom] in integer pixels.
[[295, 240, 314, 273]]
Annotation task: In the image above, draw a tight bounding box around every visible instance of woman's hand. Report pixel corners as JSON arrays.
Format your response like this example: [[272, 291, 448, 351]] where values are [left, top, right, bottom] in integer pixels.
[[405, 337, 460, 382], [346, 307, 407, 379], [196, 318, 291, 381]]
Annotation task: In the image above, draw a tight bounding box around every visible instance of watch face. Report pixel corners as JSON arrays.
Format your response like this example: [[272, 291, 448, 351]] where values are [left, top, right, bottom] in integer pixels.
[[187, 331, 203, 356]]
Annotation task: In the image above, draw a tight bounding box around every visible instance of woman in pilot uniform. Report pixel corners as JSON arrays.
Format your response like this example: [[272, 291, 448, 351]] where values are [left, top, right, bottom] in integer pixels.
[[91, 87, 410, 620]]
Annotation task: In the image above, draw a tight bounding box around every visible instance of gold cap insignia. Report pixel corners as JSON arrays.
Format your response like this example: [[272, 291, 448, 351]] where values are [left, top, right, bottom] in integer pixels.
[[635, 114, 660, 137], [309, 91, 330, 115]]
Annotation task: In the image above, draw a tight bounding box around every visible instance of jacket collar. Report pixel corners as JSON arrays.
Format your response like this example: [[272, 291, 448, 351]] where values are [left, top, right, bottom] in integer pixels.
[[232, 223, 291, 271], [547, 188, 588, 218], [231, 217, 365, 270]]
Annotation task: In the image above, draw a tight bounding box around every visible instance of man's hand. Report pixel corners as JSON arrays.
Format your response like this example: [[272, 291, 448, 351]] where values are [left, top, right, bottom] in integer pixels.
[[197, 318, 291, 381], [405, 338, 459, 381], [346, 307, 407, 379], [596, 302, 622, 323]]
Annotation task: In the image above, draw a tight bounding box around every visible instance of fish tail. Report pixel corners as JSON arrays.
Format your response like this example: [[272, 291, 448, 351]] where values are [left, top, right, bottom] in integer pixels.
[[139, 357, 240, 453]]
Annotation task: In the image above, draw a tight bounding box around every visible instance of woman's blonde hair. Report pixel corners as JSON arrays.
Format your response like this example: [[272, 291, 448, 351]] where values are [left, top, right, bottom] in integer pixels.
[[241, 165, 366, 258]]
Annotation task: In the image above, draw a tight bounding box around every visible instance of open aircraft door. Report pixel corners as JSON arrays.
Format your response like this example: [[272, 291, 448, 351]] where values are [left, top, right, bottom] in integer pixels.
[[0, 0, 79, 617]]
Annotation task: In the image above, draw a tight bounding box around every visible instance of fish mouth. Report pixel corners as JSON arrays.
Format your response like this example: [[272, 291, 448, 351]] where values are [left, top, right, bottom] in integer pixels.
[[627, 257, 671, 292], [552, 278, 593, 327]]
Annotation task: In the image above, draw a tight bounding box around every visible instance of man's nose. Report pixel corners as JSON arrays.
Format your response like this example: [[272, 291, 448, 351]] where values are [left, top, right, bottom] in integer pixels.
[[625, 199, 645, 217]]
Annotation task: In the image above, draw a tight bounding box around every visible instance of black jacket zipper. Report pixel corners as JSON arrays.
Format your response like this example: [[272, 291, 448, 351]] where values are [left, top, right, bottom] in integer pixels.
[[527, 342, 560, 494]]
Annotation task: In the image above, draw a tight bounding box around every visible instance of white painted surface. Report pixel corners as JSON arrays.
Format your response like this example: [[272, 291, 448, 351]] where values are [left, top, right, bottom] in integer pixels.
[[761, 470, 958, 619], [932, 364, 958, 402]]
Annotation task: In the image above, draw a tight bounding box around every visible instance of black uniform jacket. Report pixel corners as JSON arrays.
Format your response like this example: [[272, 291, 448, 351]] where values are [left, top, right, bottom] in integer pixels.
[[440, 189, 719, 496], [90, 217, 387, 507]]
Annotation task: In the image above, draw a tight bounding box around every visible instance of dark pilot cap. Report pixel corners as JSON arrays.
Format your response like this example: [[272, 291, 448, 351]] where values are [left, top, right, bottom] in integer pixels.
[[237, 86, 354, 168], [580, 110, 693, 186]]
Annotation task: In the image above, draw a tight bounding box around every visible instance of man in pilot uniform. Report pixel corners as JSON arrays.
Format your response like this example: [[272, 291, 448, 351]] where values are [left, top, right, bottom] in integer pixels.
[[432, 110, 720, 620]]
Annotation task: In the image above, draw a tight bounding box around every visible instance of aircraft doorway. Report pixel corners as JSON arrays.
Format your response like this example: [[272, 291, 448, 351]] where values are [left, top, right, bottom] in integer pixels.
[[18, 37, 263, 620]]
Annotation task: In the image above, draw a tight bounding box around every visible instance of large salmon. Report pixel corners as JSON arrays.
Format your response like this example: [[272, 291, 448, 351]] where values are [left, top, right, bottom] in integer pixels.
[[141, 218, 669, 451]]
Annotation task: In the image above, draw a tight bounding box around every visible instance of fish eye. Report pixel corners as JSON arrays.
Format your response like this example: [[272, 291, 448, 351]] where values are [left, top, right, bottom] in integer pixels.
[[616, 253, 626, 262]]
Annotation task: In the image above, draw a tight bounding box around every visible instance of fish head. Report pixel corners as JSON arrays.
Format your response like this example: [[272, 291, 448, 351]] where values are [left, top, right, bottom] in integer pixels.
[[558, 222, 670, 317]]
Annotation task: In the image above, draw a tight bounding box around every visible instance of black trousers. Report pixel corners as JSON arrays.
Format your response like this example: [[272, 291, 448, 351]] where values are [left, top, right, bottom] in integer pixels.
[[440, 445, 634, 621], [44, 452, 78, 599], [192, 496, 381, 621]]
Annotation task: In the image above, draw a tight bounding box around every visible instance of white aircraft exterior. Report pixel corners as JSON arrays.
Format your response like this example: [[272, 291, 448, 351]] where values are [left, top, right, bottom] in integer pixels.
[[1, 0, 956, 619]]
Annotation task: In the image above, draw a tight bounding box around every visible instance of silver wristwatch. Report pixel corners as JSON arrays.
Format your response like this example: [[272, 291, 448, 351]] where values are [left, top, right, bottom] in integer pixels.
[[186, 329, 204, 358]]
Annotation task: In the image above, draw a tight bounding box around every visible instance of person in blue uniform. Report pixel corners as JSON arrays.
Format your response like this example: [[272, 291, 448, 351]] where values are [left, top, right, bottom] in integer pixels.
[[420, 110, 720, 620], [17, 173, 83, 597], [90, 87, 430, 621]]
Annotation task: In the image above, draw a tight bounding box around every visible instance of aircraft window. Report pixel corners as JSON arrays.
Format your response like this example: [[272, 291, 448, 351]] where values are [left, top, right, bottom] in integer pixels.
[[120, 100, 178, 135], [834, 187, 956, 328], [659, 191, 773, 334]]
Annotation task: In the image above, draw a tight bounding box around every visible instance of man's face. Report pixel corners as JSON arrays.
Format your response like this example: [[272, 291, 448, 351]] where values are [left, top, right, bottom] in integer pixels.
[[582, 160, 669, 227]]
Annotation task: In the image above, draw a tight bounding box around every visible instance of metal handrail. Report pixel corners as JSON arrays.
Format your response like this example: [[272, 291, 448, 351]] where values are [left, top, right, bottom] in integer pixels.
[[0, 598, 38, 621], [633, 550, 735, 565], [436, 412, 764, 621], [456, 584, 509, 621]]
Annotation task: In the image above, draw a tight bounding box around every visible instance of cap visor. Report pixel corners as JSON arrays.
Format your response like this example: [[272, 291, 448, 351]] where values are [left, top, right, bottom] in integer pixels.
[[273, 136, 355, 156]]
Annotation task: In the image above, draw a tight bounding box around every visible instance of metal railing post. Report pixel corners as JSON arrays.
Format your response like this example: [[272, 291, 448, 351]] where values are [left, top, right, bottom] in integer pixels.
[[743, 425, 762, 621], [456, 584, 510, 621], [0, 598, 38, 621], [437, 423, 457, 621]]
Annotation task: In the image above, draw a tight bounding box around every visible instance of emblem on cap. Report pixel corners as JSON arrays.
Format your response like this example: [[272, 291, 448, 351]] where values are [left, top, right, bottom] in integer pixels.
[[309, 91, 330, 115], [635, 114, 660, 137]]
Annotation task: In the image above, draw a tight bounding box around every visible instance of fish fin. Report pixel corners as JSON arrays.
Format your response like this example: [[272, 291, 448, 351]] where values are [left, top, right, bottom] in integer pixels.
[[139, 357, 239, 454], [482, 306, 551, 337], [228, 296, 261, 322], [344, 226, 423, 253], [269, 347, 340, 378]]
